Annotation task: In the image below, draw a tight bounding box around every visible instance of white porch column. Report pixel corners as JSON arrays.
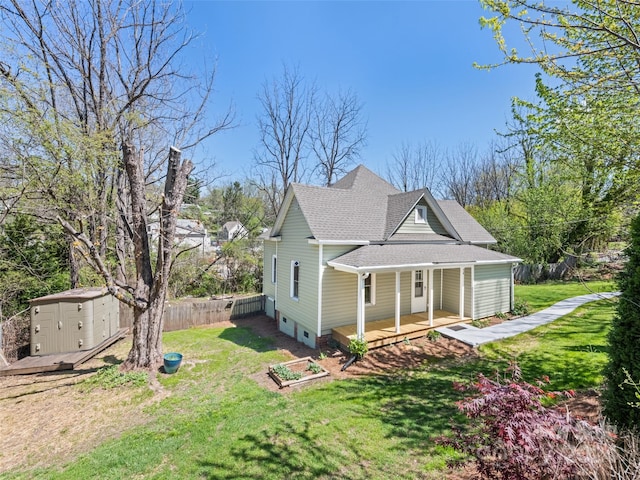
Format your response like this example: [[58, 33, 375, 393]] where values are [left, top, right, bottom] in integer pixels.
[[395, 271, 401, 334], [470, 265, 475, 320], [459, 267, 465, 320], [356, 274, 367, 340], [428, 268, 434, 327]]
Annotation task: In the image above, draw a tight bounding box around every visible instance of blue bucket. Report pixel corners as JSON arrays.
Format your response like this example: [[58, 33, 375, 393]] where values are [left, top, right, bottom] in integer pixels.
[[163, 352, 183, 374]]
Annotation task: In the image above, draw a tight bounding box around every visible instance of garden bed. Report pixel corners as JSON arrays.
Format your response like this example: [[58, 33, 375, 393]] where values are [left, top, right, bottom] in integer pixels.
[[268, 356, 329, 388]]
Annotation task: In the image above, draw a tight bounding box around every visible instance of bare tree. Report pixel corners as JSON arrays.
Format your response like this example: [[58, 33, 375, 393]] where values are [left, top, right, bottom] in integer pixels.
[[0, 0, 233, 370], [311, 89, 367, 186], [386, 141, 444, 196], [472, 139, 519, 208], [254, 64, 315, 204], [443, 142, 479, 207]]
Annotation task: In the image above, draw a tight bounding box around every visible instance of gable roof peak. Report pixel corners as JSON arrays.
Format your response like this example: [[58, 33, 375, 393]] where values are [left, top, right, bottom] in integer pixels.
[[330, 164, 399, 195]]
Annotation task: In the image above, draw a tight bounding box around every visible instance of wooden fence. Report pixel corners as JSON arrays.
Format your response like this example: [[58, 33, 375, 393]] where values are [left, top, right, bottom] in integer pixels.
[[513, 255, 578, 283], [119, 294, 265, 332]]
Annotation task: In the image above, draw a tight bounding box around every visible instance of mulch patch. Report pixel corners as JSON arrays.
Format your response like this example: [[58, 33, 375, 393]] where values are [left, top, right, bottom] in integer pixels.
[[232, 315, 478, 391]]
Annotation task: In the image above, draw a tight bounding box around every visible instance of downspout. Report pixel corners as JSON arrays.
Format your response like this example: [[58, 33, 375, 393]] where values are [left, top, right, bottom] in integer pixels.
[[274, 241, 278, 309], [317, 244, 323, 340]]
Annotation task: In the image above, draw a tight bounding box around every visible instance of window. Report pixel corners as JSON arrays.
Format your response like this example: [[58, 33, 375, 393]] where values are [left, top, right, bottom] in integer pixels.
[[415, 205, 427, 223], [271, 255, 277, 284], [291, 260, 300, 299], [364, 274, 376, 305], [414, 270, 424, 297]]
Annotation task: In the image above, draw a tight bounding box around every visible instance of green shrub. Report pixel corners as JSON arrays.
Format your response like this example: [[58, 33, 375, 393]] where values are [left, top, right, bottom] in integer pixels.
[[307, 362, 323, 374], [271, 363, 302, 381], [603, 212, 640, 428], [512, 298, 531, 316], [81, 365, 149, 390], [348, 338, 368, 359], [427, 330, 441, 342], [471, 318, 490, 328]]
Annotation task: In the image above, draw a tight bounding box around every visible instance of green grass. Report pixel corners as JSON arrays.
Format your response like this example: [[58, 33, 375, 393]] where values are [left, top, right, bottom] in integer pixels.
[[4, 280, 618, 479], [515, 279, 616, 312], [481, 299, 617, 390]]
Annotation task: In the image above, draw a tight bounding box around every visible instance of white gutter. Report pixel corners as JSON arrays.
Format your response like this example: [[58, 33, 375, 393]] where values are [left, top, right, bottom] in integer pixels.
[[327, 258, 519, 274], [307, 239, 370, 246]]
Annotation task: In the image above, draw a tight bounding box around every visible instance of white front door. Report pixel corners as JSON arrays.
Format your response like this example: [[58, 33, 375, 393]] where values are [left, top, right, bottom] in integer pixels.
[[411, 270, 427, 313]]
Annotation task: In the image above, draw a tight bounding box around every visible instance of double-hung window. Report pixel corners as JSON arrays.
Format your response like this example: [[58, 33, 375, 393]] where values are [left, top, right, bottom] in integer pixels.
[[415, 205, 427, 223], [364, 274, 376, 305]]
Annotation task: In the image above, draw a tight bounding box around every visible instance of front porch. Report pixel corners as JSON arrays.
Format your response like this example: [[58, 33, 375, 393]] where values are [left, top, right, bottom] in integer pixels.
[[331, 310, 469, 350]]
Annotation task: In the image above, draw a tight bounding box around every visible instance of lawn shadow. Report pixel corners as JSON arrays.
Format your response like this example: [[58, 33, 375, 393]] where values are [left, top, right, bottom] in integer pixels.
[[325, 360, 490, 452], [217, 325, 278, 353], [196, 420, 350, 479]]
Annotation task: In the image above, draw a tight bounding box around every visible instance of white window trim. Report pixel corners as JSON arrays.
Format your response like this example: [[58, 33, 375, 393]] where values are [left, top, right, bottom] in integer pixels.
[[271, 255, 277, 284], [364, 273, 376, 306], [415, 205, 427, 224], [290, 260, 300, 300]]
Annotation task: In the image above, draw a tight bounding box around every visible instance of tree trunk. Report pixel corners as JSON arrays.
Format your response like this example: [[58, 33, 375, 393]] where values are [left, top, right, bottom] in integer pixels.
[[115, 165, 129, 285], [120, 144, 192, 371], [68, 239, 80, 288]]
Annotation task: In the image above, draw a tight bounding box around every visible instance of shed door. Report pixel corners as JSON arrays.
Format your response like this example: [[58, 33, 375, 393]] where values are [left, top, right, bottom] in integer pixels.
[[411, 270, 427, 313]]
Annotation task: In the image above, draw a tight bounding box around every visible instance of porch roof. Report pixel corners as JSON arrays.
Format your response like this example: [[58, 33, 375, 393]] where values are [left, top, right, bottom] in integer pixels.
[[327, 243, 521, 273]]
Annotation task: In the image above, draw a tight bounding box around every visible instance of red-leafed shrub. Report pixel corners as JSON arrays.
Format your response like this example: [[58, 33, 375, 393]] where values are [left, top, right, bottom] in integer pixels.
[[444, 364, 610, 480]]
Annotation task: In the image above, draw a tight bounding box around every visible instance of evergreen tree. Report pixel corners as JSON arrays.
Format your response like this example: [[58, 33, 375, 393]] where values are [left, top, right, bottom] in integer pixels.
[[603, 213, 640, 428]]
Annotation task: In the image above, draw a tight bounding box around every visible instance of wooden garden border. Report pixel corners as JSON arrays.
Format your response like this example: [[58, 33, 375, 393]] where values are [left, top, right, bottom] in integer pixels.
[[268, 356, 329, 388]]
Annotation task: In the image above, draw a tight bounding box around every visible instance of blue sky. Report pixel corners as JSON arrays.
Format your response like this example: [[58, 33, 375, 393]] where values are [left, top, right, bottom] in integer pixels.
[[184, 1, 539, 183]]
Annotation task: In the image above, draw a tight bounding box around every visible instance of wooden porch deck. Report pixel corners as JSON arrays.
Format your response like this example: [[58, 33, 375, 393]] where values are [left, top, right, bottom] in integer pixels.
[[0, 328, 128, 376], [332, 311, 469, 350]]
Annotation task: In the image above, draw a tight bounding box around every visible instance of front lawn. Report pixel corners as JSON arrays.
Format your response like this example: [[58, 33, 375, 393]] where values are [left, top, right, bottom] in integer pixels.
[[514, 279, 616, 312], [3, 280, 618, 479]]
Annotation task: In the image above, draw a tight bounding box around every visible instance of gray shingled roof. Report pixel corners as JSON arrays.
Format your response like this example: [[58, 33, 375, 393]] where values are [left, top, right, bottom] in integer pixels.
[[274, 164, 497, 245], [328, 244, 519, 271], [292, 165, 400, 241], [384, 190, 424, 239], [436, 200, 496, 244]]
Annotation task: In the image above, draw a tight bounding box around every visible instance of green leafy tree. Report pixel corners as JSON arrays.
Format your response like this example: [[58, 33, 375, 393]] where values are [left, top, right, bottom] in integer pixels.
[[0, 214, 69, 316], [602, 213, 640, 428], [479, 1, 640, 254]]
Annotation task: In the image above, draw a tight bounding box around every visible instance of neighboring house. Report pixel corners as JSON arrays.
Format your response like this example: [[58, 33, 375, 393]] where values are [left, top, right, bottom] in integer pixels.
[[220, 221, 249, 242], [147, 218, 212, 254], [262, 165, 521, 349]]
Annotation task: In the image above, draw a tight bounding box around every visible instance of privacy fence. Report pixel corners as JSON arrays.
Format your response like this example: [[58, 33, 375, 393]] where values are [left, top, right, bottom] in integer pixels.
[[118, 294, 266, 332], [0, 294, 266, 364]]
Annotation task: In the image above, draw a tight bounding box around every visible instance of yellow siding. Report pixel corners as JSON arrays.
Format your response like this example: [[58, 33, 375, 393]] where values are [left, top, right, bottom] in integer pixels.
[[275, 198, 319, 334], [262, 241, 276, 298], [474, 264, 512, 318], [320, 270, 412, 335]]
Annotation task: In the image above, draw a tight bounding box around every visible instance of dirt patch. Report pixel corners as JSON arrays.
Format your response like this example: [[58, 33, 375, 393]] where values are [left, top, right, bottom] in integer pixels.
[[0, 337, 158, 473]]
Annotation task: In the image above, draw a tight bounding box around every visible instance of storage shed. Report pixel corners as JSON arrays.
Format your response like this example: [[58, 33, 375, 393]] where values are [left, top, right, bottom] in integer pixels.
[[30, 288, 120, 356]]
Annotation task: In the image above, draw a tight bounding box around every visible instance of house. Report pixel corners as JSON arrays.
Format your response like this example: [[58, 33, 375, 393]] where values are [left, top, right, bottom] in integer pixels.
[[147, 218, 212, 254], [220, 220, 249, 242], [262, 165, 521, 349]]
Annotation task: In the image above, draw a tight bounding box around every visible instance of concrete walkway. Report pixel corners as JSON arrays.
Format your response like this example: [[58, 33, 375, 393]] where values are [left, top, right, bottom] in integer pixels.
[[435, 291, 620, 347]]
